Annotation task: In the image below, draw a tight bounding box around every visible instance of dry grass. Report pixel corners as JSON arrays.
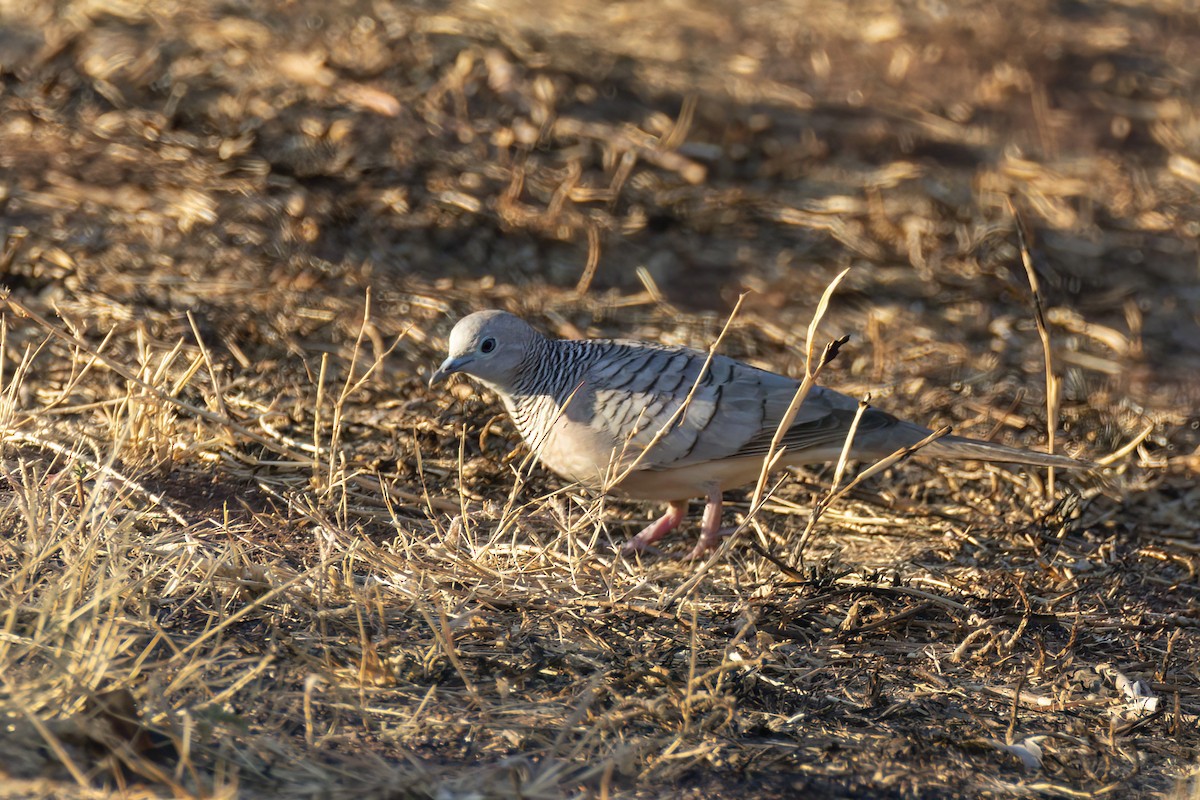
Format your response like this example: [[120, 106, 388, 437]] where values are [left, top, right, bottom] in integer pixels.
[[2, 0, 1200, 797]]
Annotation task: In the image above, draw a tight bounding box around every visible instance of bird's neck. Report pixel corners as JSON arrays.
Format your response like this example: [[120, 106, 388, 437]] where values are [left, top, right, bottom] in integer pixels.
[[504, 338, 601, 444], [511, 338, 590, 399]]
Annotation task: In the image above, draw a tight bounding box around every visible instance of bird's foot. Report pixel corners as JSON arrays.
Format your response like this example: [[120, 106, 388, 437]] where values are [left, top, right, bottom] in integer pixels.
[[681, 526, 738, 561], [678, 484, 729, 560], [621, 501, 689, 555]]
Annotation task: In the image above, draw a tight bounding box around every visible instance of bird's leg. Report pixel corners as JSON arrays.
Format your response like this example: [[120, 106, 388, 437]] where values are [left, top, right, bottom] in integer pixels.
[[622, 500, 689, 554], [684, 485, 728, 560]]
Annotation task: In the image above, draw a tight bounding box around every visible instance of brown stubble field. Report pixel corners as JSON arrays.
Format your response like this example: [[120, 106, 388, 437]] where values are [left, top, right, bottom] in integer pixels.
[[2, 0, 1200, 797]]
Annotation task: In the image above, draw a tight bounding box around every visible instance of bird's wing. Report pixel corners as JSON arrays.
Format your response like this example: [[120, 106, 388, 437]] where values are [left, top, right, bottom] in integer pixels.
[[580, 342, 866, 472], [729, 402, 906, 460]]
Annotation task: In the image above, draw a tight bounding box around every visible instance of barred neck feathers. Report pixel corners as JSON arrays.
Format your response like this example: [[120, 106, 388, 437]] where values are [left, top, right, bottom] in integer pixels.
[[507, 338, 609, 448], [511, 338, 607, 400]]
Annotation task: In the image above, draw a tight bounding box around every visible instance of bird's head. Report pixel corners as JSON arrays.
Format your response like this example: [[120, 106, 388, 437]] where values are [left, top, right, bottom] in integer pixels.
[[429, 310, 542, 392]]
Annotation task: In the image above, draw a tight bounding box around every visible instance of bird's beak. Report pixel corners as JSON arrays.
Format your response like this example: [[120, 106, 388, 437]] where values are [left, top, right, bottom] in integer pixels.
[[429, 356, 470, 388]]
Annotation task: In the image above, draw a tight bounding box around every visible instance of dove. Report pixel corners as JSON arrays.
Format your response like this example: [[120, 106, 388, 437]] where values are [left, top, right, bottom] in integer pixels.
[[430, 310, 1088, 559]]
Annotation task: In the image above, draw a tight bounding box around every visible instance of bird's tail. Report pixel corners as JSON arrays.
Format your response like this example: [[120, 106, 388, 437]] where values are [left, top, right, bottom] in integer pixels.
[[922, 433, 1092, 470]]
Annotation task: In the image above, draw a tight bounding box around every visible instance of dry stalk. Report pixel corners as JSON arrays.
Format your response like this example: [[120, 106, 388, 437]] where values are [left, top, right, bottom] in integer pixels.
[[1097, 420, 1155, 467], [749, 267, 852, 511], [1008, 197, 1060, 496], [313, 352, 330, 484], [831, 396, 871, 495], [186, 310, 229, 419], [573, 222, 603, 296], [661, 93, 698, 151]]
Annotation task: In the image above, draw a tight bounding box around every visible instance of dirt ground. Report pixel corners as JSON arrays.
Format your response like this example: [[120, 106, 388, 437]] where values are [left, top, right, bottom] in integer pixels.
[[2, 0, 1200, 797]]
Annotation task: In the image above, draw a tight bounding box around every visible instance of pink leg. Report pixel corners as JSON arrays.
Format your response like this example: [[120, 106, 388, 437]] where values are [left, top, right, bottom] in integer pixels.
[[622, 500, 689, 554], [684, 485, 727, 560]]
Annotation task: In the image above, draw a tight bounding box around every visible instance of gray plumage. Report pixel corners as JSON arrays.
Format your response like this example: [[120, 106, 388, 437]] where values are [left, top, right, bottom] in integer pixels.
[[430, 310, 1089, 558]]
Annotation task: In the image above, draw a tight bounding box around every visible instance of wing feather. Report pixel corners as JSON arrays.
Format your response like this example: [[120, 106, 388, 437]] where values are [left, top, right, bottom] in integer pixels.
[[580, 341, 872, 472]]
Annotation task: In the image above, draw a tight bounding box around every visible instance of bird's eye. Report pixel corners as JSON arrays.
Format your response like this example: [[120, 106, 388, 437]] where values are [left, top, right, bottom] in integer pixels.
[[480, 337, 497, 354]]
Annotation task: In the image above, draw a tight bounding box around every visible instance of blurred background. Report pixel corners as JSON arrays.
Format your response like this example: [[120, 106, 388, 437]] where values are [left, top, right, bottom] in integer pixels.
[[1, 0, 1199, 430]]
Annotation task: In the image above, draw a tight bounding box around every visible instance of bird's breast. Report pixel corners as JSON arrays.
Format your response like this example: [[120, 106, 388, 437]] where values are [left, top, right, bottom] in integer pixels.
[[535, 419, 625, 491], [508, 392, 619, 491]]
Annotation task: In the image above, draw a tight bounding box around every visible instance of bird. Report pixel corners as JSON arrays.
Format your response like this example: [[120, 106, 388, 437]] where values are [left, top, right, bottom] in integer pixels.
[[429, 310, 1089, 559]]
